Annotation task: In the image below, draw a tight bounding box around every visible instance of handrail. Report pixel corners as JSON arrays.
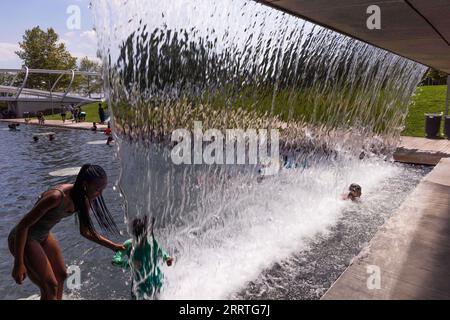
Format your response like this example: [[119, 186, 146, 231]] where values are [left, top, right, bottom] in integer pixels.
[[62, 70, 76, 101], [15, 67, 29, 100], [49, 73, 66, 102], [0, 68, 100, 77]]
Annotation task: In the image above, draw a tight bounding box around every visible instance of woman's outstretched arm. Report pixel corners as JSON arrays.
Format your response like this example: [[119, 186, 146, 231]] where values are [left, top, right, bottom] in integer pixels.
[[12, 191, 62, 284], [79, 221, 125, 252]]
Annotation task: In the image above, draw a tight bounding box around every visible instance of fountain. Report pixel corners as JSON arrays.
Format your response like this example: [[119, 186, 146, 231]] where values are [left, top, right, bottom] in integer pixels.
[[91, 0, 427, 299]]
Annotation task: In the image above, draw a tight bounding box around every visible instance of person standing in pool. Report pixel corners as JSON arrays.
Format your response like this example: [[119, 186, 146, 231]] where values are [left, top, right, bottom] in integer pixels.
[[104, 122, 112, 136], [8, 164, 125, 300], [112, 216, 173, 300]]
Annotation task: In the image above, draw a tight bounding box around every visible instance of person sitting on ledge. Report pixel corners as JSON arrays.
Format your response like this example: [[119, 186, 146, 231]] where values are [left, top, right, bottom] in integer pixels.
[[342, 183, 362, 201], [91, 122, 98, 132]]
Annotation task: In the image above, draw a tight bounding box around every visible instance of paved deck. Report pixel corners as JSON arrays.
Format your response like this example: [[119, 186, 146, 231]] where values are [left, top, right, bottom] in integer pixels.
[[322, 157, 450, 300], [394, 136, 450, 165], [0, 118, 108, 131]]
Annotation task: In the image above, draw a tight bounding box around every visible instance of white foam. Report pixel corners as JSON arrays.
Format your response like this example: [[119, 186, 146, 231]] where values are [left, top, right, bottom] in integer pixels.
[[160, 159, 400, 299], [87, 140, 108, 145], [33, 132, 56, 136], [49, 167, 81, 177]]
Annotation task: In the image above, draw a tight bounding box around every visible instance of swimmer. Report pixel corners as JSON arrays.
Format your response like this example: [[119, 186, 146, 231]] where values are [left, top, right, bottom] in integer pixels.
[[48, 134, 55, 141], [33, 136, 39, 142], [104, 122, 112, 136], [342, 183, 362, 201], [8, 123, 20, 131], [8, 164, 125, 300], [106, 136, 114, 146], [112, 216, 173, 300]]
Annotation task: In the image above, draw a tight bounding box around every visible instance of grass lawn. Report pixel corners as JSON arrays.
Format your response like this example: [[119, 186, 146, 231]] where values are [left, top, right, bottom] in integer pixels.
[[403, 85, 448, 137], [45, 101, 109, 123]]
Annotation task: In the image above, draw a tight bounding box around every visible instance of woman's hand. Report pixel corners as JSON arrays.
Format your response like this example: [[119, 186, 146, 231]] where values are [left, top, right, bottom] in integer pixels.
[[113, 243, 126, 252], [12, 263, 27, 284]]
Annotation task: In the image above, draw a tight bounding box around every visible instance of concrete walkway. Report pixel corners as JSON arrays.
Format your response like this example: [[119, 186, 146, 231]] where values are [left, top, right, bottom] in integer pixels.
[[0, 118, 108, 131], [394, 136, 450, 165], [322, 157, 450, 300]]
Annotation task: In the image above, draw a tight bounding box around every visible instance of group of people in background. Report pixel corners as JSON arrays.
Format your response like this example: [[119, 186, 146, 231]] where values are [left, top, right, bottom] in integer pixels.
[[59, 104, 86, 123], [59, 103, 104, 123]]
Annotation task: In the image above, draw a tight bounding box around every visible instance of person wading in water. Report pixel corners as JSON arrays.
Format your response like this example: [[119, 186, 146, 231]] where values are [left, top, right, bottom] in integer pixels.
[[8, 164, 125, 300]]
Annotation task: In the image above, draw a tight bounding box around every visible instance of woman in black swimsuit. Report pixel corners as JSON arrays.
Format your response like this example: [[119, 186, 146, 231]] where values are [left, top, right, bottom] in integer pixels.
[[8, 164, 125, 300]]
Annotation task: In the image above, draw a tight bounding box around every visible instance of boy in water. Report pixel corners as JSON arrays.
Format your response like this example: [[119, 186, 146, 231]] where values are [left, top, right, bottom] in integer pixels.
[[104, 122, 112, 136], [8, 123, 20, 131], [342, 183, 362, 201], [112, 216, 173, 300], [106, 136, 114, 146]]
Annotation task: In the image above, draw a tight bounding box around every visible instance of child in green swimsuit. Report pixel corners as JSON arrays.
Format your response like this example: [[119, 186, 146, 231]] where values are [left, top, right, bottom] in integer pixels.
[[112, 216, 173, 300]]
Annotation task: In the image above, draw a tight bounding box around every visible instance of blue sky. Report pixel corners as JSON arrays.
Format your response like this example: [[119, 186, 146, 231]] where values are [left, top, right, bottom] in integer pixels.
[[0, 0, 98, 68]]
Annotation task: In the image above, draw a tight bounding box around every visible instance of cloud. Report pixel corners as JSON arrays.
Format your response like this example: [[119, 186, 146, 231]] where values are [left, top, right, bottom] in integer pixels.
[[0, 42, 22, 68], [60, 29, 99, 64], [80, 30, 97, 44]]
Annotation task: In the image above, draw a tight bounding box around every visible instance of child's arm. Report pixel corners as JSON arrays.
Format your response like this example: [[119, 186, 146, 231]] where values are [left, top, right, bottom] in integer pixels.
[[156, 240, 173, 266]]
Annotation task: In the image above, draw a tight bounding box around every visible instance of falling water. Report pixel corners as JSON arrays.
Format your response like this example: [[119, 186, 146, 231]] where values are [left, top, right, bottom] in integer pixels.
[[91, 0, 427, 299]]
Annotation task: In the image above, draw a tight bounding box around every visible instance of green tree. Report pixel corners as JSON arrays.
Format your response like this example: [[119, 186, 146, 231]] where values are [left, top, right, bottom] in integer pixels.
[[422, 68, 448, 86], [15, 26, 77, 90], [78, 56, 103, 97]]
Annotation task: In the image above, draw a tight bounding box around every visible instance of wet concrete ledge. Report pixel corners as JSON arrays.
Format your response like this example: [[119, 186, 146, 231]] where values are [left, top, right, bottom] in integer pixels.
[[393, 136, 450, 165], [0, 118, 108, 131]]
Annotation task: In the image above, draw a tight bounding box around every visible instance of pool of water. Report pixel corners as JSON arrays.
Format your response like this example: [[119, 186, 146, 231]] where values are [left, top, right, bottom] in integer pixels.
[[235, 163, 430, 299], [0, 123, 431, 300]]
